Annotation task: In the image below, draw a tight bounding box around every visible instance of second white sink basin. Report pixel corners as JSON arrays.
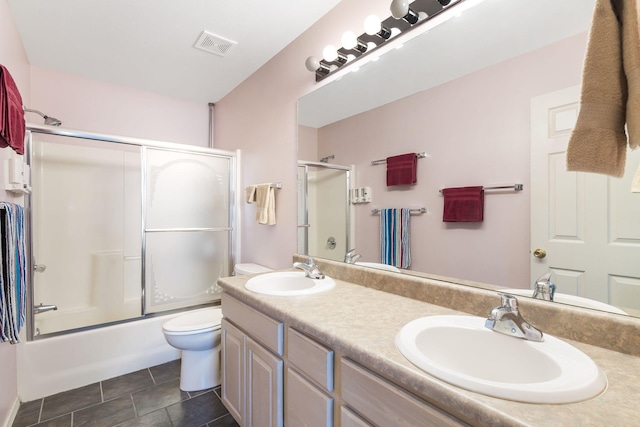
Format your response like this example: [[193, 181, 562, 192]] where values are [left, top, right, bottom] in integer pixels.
[[396, 315, 607, 404], [245, 271, 335, 296]]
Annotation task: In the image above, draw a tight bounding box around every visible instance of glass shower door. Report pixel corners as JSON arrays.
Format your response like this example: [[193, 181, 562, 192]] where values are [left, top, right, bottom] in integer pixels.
[[30, 135, 143, 335], [143, 147, 232, 313]]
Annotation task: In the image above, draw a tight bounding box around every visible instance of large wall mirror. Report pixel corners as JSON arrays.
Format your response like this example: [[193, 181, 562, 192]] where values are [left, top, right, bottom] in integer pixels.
[[297, 0, 640, 317]]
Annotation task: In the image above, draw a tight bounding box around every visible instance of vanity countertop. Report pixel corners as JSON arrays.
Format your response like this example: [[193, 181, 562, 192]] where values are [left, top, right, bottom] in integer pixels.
[[218, 273, 640, 427]]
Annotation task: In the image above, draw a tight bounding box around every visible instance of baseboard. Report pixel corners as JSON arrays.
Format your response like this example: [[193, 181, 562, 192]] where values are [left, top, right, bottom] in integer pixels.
[[2, 397, 20, 427]]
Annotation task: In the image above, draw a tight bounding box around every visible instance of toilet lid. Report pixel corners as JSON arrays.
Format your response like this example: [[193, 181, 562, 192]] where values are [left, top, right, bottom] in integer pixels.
[[162, 308, 223, 333]]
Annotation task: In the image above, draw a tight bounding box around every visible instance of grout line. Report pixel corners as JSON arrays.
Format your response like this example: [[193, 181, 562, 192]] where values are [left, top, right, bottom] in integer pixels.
[[99, 381, 104, 403], [70, 411, 74, 426], [37, 398, 44, 423], [148, 368, 156, 385], [130, 394, 138, 418]]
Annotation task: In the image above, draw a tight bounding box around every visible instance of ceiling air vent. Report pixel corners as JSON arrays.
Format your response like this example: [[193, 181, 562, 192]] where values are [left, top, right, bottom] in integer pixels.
[[194, 31, 237, 57]]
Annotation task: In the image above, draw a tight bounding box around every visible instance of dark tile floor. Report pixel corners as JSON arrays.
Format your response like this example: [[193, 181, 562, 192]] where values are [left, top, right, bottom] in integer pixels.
[[12, 359, 239, 427]]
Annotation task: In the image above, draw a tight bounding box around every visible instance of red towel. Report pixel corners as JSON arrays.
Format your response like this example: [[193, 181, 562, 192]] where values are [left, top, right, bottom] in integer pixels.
[[386, 153, 417, 186], [0, 65, 26, 155], [442, 186, 484, 222]]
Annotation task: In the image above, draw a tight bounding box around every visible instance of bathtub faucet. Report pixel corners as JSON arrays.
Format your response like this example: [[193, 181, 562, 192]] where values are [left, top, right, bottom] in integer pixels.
[[34, 303, 58, 315], [293, 257, 325, 280]]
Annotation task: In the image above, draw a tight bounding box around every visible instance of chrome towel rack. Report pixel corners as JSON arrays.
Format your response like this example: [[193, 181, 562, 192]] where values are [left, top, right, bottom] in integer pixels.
[[439, 184, 523, 193], [270, 182, 283, 189], [371, 208, 427, 215], [371, 152, 429, 165]]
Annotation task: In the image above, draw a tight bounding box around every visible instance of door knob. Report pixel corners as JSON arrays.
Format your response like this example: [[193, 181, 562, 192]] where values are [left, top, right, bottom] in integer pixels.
[[533, 248, 546, 259]]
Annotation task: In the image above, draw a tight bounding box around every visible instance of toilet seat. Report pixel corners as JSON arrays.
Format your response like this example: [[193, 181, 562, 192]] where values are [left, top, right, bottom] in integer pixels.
[[162, 308, 223, 334]]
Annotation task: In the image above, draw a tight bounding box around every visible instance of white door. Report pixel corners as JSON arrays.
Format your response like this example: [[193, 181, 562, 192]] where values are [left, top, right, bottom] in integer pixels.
[[530, 86, 640, 312]]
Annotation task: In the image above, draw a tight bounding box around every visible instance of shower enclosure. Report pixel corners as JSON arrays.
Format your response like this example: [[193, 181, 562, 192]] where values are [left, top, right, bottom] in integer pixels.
[[25, 125, 236, 339], [297, 161, 351, 262]]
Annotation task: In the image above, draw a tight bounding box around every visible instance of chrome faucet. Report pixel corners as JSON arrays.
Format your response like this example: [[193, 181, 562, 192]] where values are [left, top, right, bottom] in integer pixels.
[[532, 272, 555, 301], [34, 303, 58, 315], [344, 248, 361, 264], [485, 293, 543, 342], [293, 257, 325, 279]]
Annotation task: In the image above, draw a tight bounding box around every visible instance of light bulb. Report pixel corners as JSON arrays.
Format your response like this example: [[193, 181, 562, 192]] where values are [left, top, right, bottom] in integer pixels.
[[341, 31, 358, 50], [364, 15, 382, 35], [322, 45, 338, 62], [305, 56, 321, 72], [390, 0, 409, 19]]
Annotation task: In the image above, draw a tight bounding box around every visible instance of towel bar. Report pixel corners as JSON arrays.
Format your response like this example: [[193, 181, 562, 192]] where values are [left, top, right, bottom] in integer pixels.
[[371, 152, 429, 165], [270, 182, 283, 189], [439, 184, 523, 193], [371, 208, 427, 214]]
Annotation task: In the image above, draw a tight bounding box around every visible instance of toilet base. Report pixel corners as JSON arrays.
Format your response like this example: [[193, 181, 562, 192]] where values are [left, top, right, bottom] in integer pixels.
[[179, 345, 221, 392]]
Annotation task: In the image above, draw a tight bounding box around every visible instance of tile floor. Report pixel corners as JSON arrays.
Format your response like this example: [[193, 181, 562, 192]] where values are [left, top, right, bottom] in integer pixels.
[[12, 359, 239, 427]]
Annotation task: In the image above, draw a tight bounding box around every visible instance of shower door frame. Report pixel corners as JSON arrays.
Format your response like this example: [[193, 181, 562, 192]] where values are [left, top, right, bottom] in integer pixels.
[[24, 124, 238, 340], [297, 160, 351, 260]]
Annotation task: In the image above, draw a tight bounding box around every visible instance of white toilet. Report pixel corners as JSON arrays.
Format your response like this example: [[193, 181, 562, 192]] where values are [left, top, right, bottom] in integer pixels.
[[162, 307, 224, 391], [162, 264, 271, 391], [234, 263, 273, 276]]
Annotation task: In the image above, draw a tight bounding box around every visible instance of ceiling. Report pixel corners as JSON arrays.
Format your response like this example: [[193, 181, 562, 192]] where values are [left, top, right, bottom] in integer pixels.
[[7, 0, 342, 104]]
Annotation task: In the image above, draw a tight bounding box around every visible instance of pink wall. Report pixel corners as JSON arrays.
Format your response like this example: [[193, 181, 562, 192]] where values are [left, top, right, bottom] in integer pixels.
[[29, 66, 209, 145], [215, 0, 390, 269], [0, 0, 31, 422], [316, 33, 587, 287]]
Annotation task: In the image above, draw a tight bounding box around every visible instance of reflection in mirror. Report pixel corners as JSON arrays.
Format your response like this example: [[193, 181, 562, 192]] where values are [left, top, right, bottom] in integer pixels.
[[297, 0, 640, 317], [296, 161, 351, 262]]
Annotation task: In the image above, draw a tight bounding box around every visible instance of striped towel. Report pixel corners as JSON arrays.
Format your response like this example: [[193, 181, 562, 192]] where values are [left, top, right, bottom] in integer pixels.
[[0, 202, 26, 344], [380, 208, 411, 269]]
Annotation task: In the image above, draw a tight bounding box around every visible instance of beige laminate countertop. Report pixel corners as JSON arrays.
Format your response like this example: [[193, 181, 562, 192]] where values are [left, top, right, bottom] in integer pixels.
[[218, 273, 640, 427]]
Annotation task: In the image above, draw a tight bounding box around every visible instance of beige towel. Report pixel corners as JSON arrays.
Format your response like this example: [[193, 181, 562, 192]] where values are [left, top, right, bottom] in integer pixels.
[[633, 163, 640, 192], [566, 0, 640, 178], [255, 183, 276, 225], [245, 185, 256, 203]]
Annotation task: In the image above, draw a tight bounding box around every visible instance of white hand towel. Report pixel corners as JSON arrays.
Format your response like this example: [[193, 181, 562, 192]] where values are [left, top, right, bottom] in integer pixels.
[[255, 183, 276, 225], [632, 161, 640, 193], [245, 185, 257, 203]]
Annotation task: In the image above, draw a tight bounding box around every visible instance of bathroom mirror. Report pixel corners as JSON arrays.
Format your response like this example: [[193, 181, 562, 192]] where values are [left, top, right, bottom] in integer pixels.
[[297, 0, 640, 317]]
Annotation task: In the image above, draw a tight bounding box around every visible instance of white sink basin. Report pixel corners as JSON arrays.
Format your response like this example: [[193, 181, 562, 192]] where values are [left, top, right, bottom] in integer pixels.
[[355, 262, 401, 273], [502, 288, 627, 315], [245, 271, 335, 296], [396, 315, 607, 404]]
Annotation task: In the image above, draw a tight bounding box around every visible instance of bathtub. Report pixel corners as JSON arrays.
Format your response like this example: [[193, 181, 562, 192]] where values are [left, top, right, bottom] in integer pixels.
[[16, 311, 188, 401]]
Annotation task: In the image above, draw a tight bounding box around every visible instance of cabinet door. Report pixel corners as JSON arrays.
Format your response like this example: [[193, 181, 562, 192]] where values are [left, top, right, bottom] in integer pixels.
[[246, 337, 283, 427], [221, 319, 245, 426], [286, 368, 333, 427]]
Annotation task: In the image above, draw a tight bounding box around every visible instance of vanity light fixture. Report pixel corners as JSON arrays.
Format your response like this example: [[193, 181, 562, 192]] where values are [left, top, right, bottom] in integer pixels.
[[390, 0, 421, 24], [305, 0, 468, 81]]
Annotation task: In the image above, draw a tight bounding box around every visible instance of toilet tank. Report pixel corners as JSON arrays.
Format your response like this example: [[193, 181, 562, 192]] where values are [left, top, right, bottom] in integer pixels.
[[234, 263, 273, 276]]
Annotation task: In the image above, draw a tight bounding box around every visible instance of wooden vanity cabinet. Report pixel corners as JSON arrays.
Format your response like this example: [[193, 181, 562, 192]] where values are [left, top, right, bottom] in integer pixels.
[[221, 294, 284, 427], [340, 359, 466, 427], [286, 328, 335, 427], [221, 292, 466, 427]]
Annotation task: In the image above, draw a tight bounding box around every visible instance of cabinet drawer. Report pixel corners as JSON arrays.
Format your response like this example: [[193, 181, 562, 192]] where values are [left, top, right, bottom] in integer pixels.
[[286, 368, 333, 427], [222, 293, 284, 355], [341, 359, 465, 427], [340, 406, 372, 427], [287, 328, 334, 391]]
